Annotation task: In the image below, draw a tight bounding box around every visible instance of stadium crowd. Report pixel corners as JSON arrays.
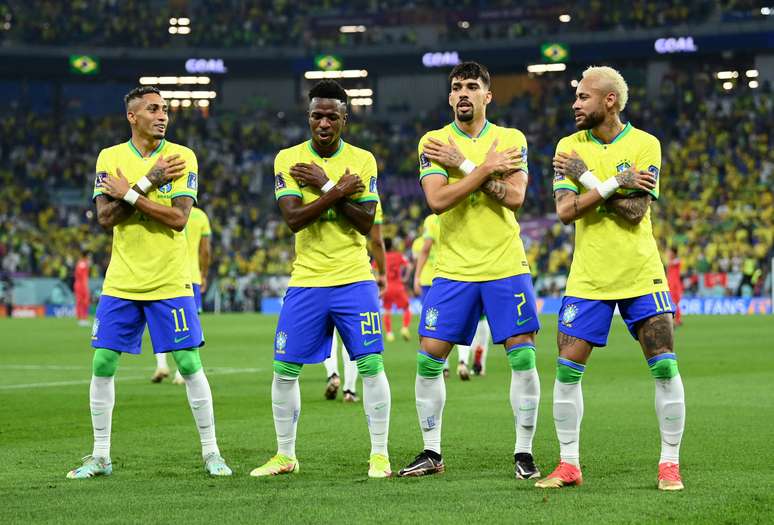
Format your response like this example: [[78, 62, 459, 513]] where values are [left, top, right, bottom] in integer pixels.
[[1, 66, 771, 308], [0, 1, 756, 50]]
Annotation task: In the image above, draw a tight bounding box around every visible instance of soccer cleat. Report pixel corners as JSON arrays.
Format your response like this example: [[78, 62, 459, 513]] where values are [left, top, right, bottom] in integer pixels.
[[658, 462, 684, 491], [457, 361, 470, 381], [534, 461, 582, 488], [368, 453, 392, 478], [66, 455, 112, 479], [398, 450, 445, 477], [250, 454, 299, 477], [324, 373, 340, 400], [151, 367, 170, 383], [514, 452, 541, 479], [400, 327, 411, 341], [385, 332, 395, 342], [204, 453, 233, 476], [343, 389, 360, 403], [172, 371, 185, 385]]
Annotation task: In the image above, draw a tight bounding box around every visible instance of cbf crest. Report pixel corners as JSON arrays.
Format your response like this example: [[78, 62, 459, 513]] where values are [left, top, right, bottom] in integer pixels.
[[275, 331, 288, 354], [424, 307, 439, 331], [561, 304, 578, 327], [158, 182, 172, 193]]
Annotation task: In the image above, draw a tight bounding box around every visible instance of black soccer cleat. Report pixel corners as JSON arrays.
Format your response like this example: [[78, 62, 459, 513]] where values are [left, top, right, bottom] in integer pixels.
[[514, 452, 541, 480], [398, 450, 445, 477]]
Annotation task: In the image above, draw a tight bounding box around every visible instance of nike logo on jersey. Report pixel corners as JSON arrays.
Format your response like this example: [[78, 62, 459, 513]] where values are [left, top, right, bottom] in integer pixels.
[[516, 317, 533, 326], [364, 338, 380, 347], [174, 335, 191, 343]]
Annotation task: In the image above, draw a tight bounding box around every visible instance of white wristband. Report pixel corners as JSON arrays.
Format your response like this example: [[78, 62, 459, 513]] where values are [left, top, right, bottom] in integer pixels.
[[123, 188, 141, 206], [597, 176, 621, 199], [136, 176, 152, 193], [321, 180, 335, 193], [578, 170, 601, 190], [459, 159, 476, 175]]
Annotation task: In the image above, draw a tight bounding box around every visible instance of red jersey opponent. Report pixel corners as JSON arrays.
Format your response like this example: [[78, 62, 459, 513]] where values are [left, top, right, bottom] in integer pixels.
[[666, 248, 683, 326], [382, 238, 412, 341], [74, 250, 90, 326]]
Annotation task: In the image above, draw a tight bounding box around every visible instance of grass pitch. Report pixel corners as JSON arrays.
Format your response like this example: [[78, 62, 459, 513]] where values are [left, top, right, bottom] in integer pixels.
[[1, 314, 773, 524]]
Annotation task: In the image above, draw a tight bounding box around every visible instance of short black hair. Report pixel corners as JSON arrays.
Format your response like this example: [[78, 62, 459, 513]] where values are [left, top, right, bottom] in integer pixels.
[[124, 86, 161, 109], [384, 237, 393, 251], [308, 80, 348, 105], [449, 61, 491, 89]]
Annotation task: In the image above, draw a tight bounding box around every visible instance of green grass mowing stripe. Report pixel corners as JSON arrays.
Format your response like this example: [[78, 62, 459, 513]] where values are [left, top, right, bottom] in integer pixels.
[[0, 314, 772, 524]]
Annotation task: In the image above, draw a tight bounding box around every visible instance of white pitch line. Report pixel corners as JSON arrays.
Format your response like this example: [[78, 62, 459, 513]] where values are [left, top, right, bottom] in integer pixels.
[[0, 367, 263, 390]]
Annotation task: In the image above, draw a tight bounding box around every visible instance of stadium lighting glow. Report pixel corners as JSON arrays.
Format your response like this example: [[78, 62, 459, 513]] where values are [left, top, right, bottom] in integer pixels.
[[716, 71, 738, 80], [559, 14, 572, 23], [177, 26, 191, 35], [159, 90, 217, 99], [197, 99, 210, 107], [458, 20, 470, 29], [170, 99, 181, 107], [570, 79, 579, 87], [346, 88, 373, 97], [181, 99, 192, 107], [746, 69, 759, 78], [178, 18, 190, 26], [722, 82, 733, 90], [169, 27, 177, 34], [761, 7, 772, 15], [749, 80, 759, 89], [339, 25, 366, 33], [169, 18, 177, 25], [351, 97, 373, 106], [304, 69, 368, 79], [527, 63, 567, 74], [139, 76, 211, 85]]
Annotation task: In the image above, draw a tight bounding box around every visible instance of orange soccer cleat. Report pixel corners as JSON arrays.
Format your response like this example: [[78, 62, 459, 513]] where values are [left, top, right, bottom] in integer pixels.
[[534, 461, 583, 488], [658, 462, 684, 491]]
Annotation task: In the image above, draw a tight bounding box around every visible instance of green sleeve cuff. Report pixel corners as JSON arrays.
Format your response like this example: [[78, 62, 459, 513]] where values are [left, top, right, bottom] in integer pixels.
[[275, 190, 302, 200], [354, 196, 379, 203], [553, 183, 579, 194], [419, 170, 449, 181], [171, 192, 198, 204]]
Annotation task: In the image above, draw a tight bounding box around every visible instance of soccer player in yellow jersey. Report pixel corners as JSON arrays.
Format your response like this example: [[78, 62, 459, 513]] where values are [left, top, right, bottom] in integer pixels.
[[66, 86, 231, 479], [535, 66, 685, 491], [398, 62, 542, 479], [152, 205, 212, 384], [251, 80, 392, 479], [323, 201, 387, 403]]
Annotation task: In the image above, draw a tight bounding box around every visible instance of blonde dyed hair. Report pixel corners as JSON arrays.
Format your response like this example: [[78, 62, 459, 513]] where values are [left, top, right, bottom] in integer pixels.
[[582, 66, 629, 112]]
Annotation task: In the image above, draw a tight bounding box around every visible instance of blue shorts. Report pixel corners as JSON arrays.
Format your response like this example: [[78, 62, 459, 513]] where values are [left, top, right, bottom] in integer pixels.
[[193, 284, 202, 312], [91, 295, 203, 354], [274, 280, 384, 364], [558, 291, 676, 347], [420, 285, 431, 304], [419, 274, 540, 346]]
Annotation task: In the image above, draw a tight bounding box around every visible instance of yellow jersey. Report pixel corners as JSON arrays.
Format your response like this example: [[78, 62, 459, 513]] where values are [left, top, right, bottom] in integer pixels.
[[185, 207, 211, 285], [411, 214, 439, 286], [274, 139, 380, 287], [93, 139, 198, 300], [374, 200, 384, 225], [418, 121, 530, 281], [553, 122, 668, 299]]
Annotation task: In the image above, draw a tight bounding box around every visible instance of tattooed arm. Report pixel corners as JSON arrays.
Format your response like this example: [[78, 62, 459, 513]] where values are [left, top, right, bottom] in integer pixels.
[[554, 188, 605, 224], [95, 195, 136, 230], [605, 192, 652, 225], [481, 170, 527, 211]]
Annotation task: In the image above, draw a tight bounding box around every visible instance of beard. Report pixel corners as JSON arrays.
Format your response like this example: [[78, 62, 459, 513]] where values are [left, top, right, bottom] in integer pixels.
[[576, 109, 605, 130], [456, 109, 474, 122]]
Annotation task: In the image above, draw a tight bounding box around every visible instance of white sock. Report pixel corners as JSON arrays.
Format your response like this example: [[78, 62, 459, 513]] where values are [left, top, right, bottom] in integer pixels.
[[362, 371, 391, 456], [343, 350, 358, 393], [655, 374, 685, 464], [323, 332, 339, 378], [511, 368, 540, 454], [272, 373, 301, 458], [553, 380, 583, 467], [415, 375, 445, 454], [457, 344, 471, 365], [90, 376, 115, 459], [182, 369, 219, 458], [155, 353, 168, 369]]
